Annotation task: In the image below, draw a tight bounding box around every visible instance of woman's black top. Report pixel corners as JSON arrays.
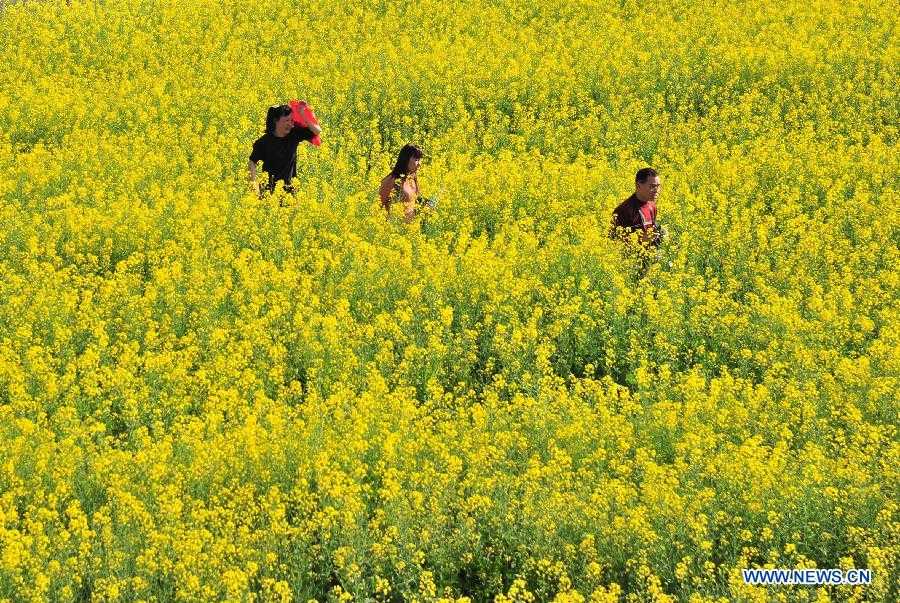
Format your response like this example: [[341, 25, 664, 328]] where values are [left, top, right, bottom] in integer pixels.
[[249, 127, 315, 191]]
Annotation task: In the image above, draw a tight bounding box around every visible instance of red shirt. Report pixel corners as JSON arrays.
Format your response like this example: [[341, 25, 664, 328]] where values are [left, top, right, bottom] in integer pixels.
[[611, 194, 658, 244]]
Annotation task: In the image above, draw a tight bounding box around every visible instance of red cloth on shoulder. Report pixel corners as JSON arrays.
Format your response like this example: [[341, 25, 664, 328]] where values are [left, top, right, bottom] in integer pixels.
[[289, 100, 321, 147]]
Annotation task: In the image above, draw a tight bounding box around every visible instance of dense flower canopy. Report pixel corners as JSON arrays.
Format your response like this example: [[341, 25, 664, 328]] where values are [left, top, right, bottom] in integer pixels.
[[0, 0, 897, 601]]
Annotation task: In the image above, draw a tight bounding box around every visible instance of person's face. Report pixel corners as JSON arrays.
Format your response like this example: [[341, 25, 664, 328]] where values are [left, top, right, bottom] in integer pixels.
[[274, 114, 293, 137], [636, 175, 661, 202], [407, 154, 421, 174]]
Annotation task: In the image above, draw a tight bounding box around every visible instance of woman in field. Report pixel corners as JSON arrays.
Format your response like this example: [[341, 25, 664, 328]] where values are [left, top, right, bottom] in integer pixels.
[[248, 101, 321, 197], [379, 144, 424, 222]]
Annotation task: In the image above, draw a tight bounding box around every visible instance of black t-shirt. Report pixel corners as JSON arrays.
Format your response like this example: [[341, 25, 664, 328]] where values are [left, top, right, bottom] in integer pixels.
[[249, 127, 315, 190]]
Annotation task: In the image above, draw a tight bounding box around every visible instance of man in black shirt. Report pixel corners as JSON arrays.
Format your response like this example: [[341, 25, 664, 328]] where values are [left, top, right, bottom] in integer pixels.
[[248, 103, 321, 196], [610, 167, 663, 247]]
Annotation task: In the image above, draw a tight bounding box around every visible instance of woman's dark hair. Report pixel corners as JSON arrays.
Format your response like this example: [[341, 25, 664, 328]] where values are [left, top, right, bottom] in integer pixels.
[[266, 104, 292, 135], [390, 144, 424, 178]]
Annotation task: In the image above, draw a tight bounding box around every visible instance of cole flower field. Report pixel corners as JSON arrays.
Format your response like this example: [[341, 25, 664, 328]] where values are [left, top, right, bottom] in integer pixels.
[[0, 0, 897, 601]]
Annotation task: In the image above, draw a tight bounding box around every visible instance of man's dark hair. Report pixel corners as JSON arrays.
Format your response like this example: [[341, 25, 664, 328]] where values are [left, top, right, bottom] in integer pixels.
[[391, 144, 424, 179], [636, 167, 658, 184], [265, 104, 292, 135]]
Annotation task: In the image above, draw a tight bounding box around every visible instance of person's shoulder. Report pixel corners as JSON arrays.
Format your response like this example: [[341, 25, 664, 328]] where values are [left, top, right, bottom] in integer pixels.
[[250, 134, 270, 160], [379, 174, 395, 195], [613, 194, 635, 212], [288, 126, 314, 142]]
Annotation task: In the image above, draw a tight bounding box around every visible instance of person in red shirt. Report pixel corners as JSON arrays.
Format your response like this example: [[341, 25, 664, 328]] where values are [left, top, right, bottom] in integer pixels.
[[610, 167, 663, 247]]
